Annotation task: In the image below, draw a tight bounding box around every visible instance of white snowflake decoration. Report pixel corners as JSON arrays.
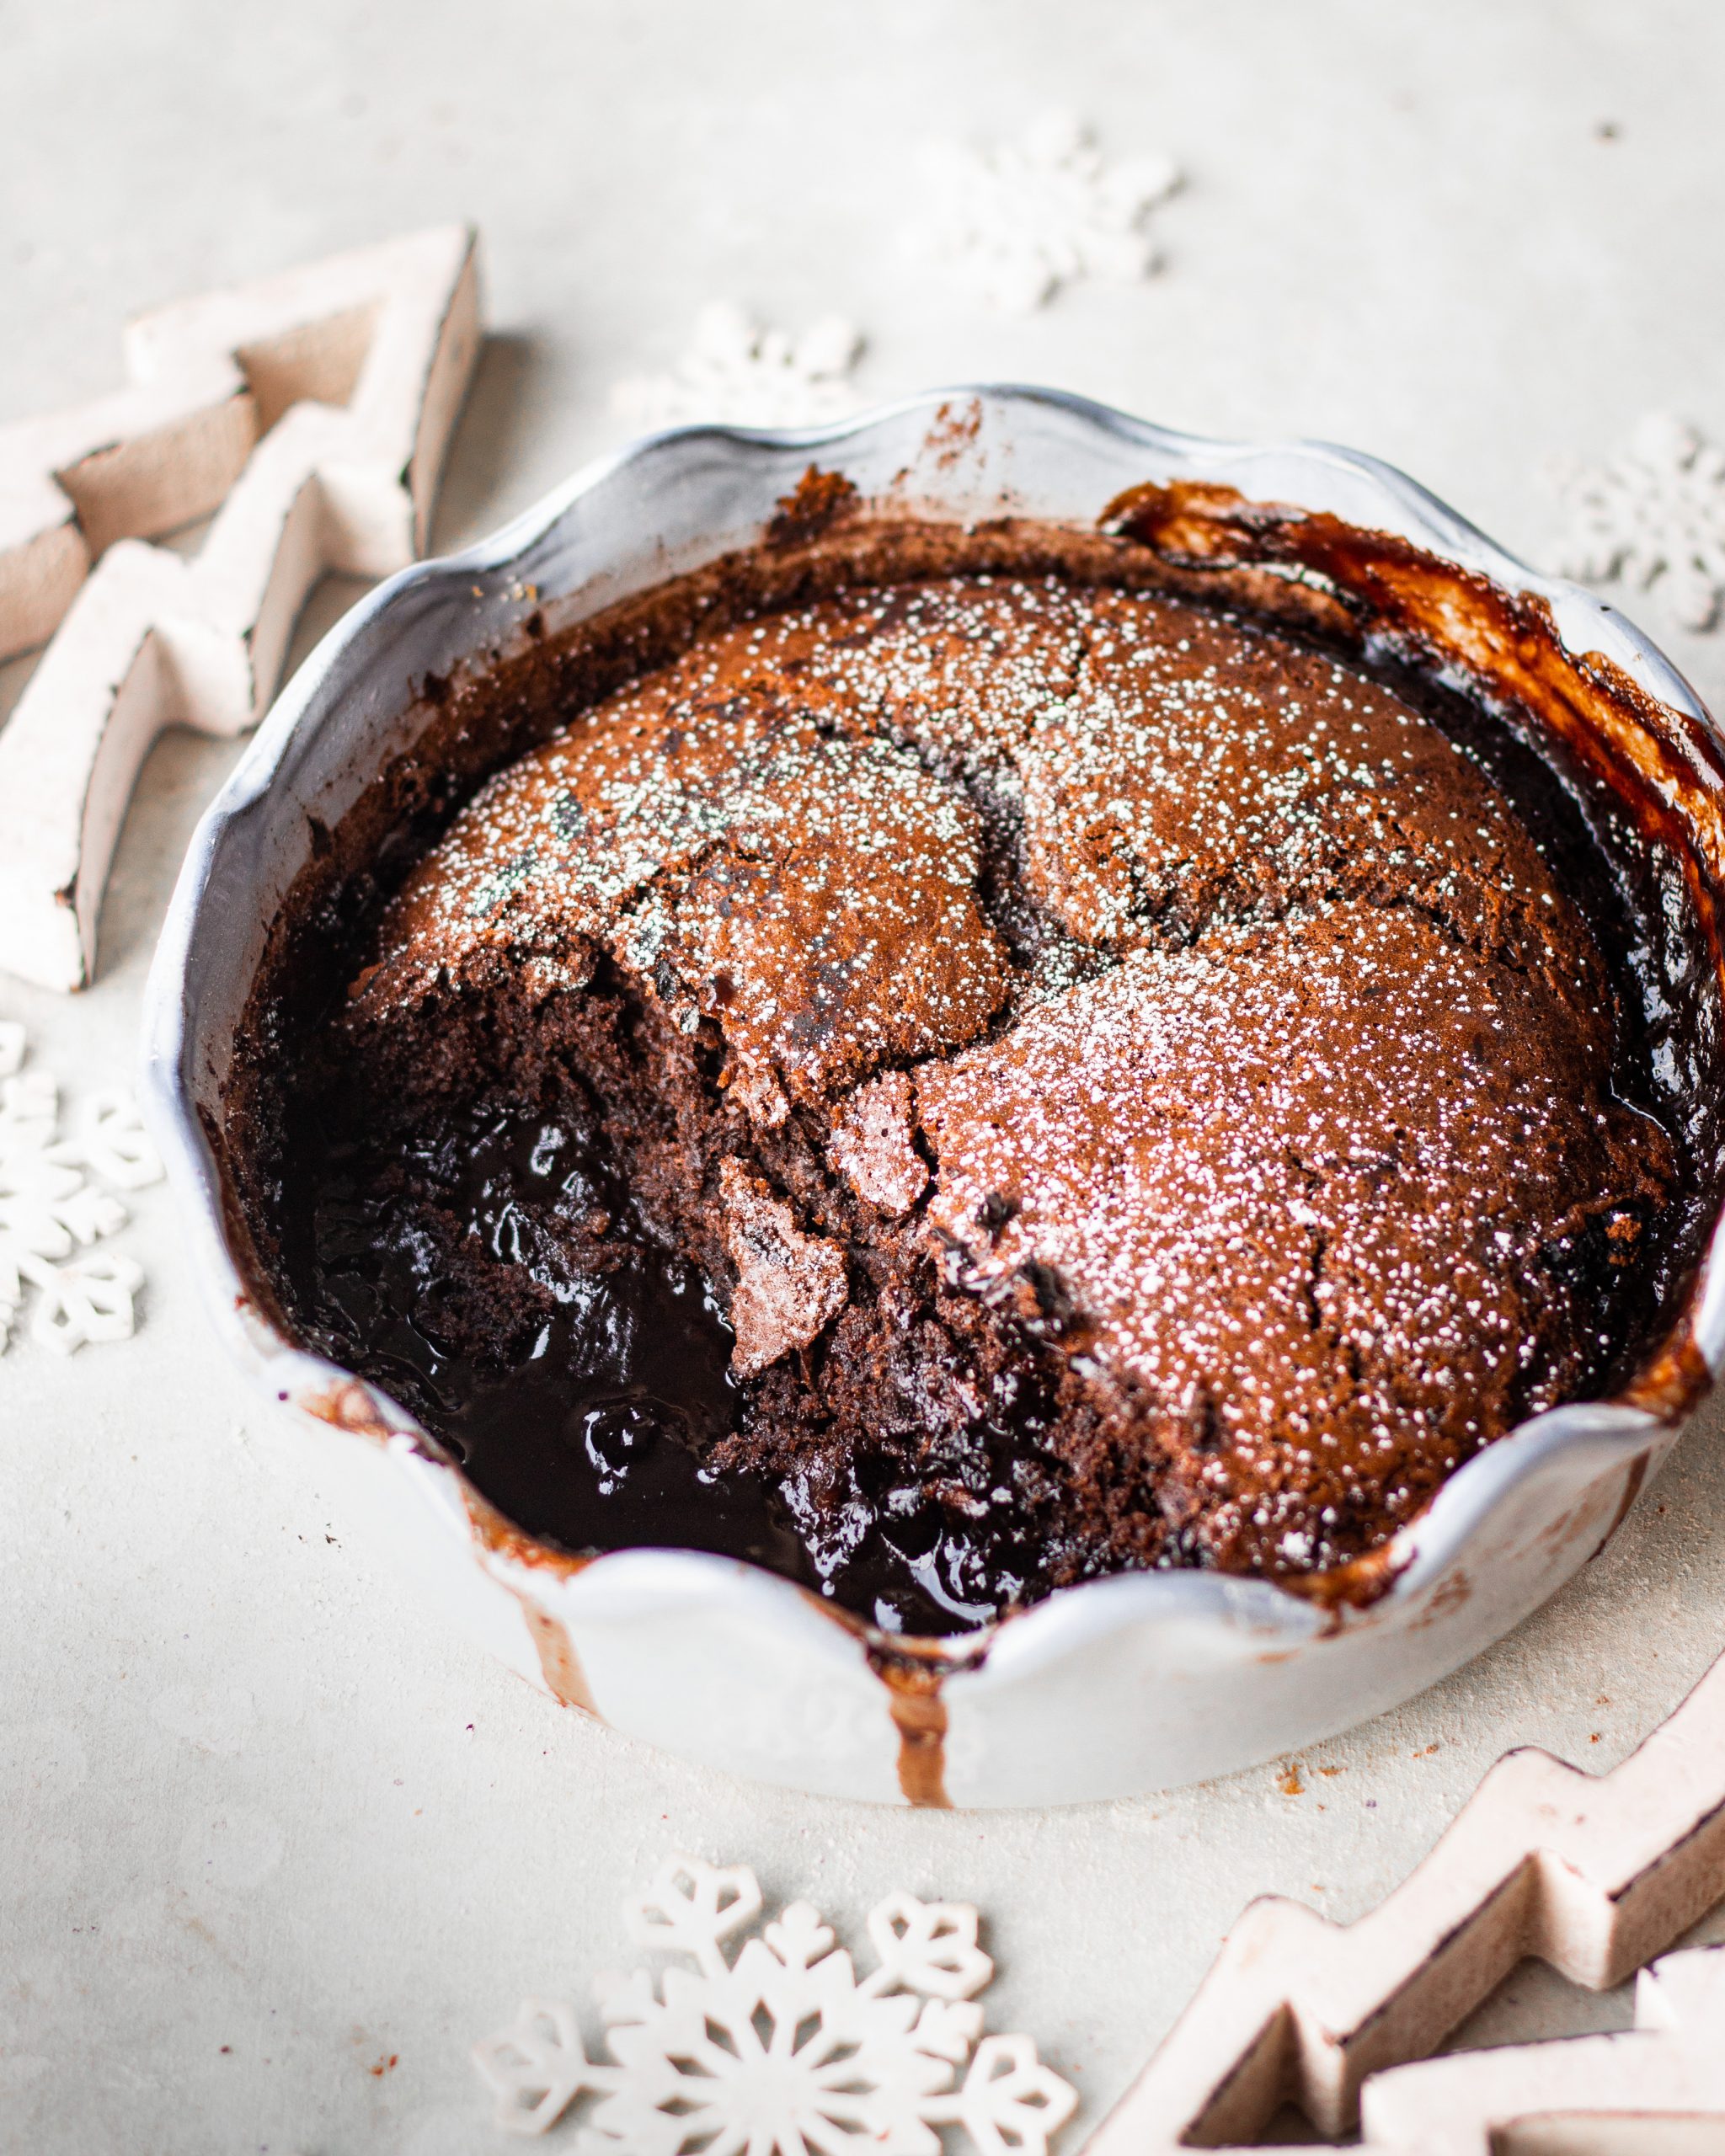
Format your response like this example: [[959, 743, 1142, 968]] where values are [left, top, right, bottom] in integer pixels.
[[0, 1022, 159, 1354], [612, 305, 865, 431], [913, 111, 1180, 313], [473, 1855, 1078, 2153], [1551, 412, 1725, 631]]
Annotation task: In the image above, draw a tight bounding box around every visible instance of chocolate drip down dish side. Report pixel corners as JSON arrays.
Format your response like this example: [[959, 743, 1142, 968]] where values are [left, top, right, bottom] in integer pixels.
[[237, 510, 1713, 1639]]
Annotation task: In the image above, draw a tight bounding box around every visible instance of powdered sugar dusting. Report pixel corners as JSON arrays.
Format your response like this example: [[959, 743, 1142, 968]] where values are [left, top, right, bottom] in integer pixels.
[[917, 905, 1664, 1571], [720, 1161, 849, 1378], [346, 572, 1674, 1577], [829, 1070, 929, 1216]]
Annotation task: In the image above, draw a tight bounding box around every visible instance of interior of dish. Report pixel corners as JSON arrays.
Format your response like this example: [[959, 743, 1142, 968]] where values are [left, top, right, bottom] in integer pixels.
[[219, 492, 1725, 1637]]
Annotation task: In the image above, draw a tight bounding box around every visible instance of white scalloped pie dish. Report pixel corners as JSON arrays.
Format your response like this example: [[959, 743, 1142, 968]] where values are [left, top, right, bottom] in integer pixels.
[[142, 388, 1725, 1806]]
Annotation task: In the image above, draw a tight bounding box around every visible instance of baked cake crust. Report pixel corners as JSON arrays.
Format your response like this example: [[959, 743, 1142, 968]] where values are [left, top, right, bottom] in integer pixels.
[[275, 569, 1679, 1630]]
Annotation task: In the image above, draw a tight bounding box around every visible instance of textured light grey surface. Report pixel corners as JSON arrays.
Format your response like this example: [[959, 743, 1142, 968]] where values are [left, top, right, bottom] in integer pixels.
[[3, 3, 1725, 2149]]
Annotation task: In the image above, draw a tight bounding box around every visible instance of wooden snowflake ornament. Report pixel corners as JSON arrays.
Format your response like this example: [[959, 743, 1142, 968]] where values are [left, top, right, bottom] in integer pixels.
[[1084, 1647, 1725, 2151], [0, 225, 481, 992], [0, 1020, 160, 1353], [1552, 412, 1725, 632], [612, 303, 864, 430], [473, 1855, 1077, 2152], [914, 112, 1180, 312]]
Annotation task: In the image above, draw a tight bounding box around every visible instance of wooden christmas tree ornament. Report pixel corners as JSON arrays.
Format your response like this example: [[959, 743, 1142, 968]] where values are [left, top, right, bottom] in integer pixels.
[[1354, 1945, 1725, 2154], [1085, 1646, 1725, 2151], [0, 224, 481, 991]]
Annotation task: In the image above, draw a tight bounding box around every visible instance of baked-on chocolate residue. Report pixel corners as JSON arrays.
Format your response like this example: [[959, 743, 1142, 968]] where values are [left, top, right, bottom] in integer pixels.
[[766, 463, 860, 549], [921, 396, 985, 472], [227, 510, 1724, 1638], [873, 1654, 951, 1808], [520, 1602, 598, 1713]]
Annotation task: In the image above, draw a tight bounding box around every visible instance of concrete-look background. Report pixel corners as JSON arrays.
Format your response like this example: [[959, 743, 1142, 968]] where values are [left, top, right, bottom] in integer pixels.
[[3, 4, 1724, 2150]]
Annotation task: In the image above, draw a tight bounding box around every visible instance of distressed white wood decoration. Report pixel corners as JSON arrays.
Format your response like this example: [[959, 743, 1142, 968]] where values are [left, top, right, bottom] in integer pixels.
[[913, 111, 1180, 312], [0, 1019, 161, 1353], [1354, 1945, 1725, 2155], [0, 225, 482, 992], [473, 1854, 1078, 2151], [1084, 1647, 1725, 2151], [611, 302, 864, 430], [1552, 411, 1725, 631]]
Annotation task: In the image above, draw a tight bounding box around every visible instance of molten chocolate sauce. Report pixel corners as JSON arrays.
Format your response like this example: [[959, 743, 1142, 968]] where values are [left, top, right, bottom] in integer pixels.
[[298, 1088, 1052, 1632]]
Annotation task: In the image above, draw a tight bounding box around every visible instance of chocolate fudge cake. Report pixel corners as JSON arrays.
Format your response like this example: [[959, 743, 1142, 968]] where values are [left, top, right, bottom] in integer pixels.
[[267, 563, 1685, 1633]]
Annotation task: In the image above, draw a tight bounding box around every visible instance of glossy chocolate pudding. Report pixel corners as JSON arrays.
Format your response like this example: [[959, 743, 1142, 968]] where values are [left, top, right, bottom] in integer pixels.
[[247, 545, 1697, 1635]]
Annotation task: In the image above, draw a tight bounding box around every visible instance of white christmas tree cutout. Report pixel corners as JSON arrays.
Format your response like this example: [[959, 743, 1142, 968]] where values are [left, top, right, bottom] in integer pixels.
[[0, 225, 481, 992], [1086, 1643, 1725, 2152], [1354, 1945, 1725, 2155], [473, 1855, 1077, 2152]]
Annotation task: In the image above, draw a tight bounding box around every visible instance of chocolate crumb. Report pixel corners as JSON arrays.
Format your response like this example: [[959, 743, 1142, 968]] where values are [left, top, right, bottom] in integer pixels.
[[719, 1161, 849, 1378], [828, 1071, 929, 1217], [766, 463, 860, 548]]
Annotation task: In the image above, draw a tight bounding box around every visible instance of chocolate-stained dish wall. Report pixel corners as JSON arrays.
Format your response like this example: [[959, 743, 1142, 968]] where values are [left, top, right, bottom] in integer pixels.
[[225, 511, 1720, 1639]]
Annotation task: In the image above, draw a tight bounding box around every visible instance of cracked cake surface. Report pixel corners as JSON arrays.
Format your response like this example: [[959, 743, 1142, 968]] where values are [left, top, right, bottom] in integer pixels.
[[275, 568, 1682, 1631]]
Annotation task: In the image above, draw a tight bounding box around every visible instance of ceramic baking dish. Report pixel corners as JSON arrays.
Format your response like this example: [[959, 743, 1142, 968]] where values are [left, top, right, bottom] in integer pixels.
[[142, 387, 1725, 1806]]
